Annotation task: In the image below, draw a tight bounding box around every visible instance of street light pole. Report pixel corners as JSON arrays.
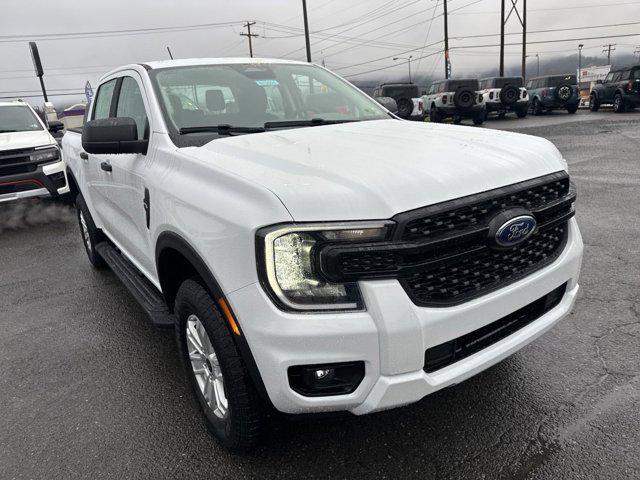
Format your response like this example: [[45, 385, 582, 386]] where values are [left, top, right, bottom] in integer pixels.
[[393, 56, 413, 83]]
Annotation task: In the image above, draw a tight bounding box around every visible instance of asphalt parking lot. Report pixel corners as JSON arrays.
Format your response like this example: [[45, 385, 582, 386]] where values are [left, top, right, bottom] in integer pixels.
[[1, 110, 639, 479]]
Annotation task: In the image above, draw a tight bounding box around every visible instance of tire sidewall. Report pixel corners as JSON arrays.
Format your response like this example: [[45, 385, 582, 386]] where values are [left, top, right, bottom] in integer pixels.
[[75, 194, 105, 268]]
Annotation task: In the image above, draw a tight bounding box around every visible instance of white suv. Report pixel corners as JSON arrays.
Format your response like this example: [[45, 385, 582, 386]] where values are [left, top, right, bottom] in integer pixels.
[[63, 58, 583, 452], [423, 79, 486, 125], [0, 100, 68, 203], [479, 76, 529, 119]]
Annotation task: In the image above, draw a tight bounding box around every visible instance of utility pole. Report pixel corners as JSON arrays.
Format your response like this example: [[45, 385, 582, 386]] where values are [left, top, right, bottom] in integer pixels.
[[602, 43, 615, 64], [500, 0, 505, 77], [240, 21, 258, 58], [302, 0, 312, 62], [166, 46, 174, 60], [578, 44, 584, 85], [443, 0, 450, 79], [500, 0, 526, 77]]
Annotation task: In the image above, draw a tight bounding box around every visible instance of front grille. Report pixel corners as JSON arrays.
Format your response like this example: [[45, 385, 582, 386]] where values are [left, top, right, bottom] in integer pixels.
[[423, 283, 567, 372], [319, 172, 575, 306], [0, 147, 43, 176]]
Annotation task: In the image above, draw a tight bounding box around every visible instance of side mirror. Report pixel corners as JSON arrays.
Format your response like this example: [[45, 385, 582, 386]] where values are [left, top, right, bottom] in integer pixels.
[[48, 120, 64, 133], [375, 96, 398, 114], [596, 79, 603, 84], [82, 117, 148, 155]]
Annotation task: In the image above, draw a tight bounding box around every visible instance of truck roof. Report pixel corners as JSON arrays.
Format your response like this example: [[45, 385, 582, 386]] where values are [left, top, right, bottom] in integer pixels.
[[102, 57, 309, 78]]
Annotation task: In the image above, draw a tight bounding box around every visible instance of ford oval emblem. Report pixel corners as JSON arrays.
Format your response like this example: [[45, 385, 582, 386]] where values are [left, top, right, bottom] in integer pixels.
[[495, 215, 537, 247]]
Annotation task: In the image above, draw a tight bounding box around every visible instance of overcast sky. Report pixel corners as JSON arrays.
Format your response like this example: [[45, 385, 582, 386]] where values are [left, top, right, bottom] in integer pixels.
[[1, 0, 638, 105]]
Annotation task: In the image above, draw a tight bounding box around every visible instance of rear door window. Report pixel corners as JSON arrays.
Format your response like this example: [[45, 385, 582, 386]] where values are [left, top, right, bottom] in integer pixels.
[[92, 79, 117, 119]]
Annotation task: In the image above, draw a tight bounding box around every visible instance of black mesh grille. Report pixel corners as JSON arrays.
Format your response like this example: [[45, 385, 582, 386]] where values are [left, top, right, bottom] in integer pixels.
[[0, 147, 37, 176], [318, 172, 575, 307], [400, 176, 570, 242], [401, 224, 566, 305]]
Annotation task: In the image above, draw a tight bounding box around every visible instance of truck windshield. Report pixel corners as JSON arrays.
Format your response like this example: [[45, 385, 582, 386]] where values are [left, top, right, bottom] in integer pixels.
[[149, 63, 390, 145], [0, 105, 43, 133]]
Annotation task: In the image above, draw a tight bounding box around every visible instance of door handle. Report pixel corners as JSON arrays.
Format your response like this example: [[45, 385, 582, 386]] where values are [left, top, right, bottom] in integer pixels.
[[80, 152, 89, 160], [100, 162, 112, 172]]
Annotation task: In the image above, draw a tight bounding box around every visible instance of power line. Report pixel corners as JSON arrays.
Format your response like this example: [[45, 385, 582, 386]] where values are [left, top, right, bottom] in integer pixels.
[[451, 0, 640, 15]]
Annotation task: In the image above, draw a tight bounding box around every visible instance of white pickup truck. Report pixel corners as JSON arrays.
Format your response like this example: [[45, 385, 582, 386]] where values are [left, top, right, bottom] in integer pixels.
[[62, 58, 583, 452], [0, 100, 68, 203]]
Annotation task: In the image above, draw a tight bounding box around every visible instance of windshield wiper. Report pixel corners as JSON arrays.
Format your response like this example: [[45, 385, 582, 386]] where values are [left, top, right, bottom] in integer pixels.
[[178, 124, 265, 136], [264, 118, 359, 129]]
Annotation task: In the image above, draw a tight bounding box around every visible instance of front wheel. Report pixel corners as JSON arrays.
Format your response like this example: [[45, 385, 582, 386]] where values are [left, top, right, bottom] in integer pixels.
[[75, 194, 105, 269], [613, 94, 626, 113], [531, 98, 543, 116], [175, 279, 266, 452]]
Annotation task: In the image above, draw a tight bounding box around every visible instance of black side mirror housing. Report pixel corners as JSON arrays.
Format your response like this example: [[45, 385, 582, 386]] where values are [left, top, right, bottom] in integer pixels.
[[375, 96, 398, 114], [82, 117, 148, 155], [48, 120, 64, 133], [596, 79, 603, 84]]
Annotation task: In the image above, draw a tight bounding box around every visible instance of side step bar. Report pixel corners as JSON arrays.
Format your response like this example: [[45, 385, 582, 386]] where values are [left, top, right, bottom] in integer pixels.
[[95, 242, 175, 328]]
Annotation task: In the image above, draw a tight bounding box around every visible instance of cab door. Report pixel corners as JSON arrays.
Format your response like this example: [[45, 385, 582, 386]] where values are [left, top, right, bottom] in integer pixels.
[[93, 73, 156, 276]]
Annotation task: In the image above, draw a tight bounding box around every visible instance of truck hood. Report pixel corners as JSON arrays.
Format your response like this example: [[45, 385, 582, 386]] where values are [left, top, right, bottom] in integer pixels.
[[183, 119, 566, 221], [0, 130, 55, 152]]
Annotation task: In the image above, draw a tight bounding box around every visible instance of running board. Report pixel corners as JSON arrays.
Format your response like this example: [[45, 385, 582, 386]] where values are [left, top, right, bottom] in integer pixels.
[[95, 242, 175, 328]]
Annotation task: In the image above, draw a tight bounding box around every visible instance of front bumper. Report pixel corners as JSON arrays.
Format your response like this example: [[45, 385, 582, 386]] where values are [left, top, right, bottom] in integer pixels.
[[0, 160, 69, 203], [229, 218, 583, 415]]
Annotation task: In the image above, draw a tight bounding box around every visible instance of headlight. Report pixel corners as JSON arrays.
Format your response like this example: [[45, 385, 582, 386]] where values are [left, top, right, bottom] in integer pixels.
[[31, 146, 60, 164], [257, 222, 394, 312]]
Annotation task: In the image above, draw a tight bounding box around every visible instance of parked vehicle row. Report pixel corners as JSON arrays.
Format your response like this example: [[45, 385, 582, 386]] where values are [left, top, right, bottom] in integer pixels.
[[60, 58, 582, 452], [372, 65, 640, 125]]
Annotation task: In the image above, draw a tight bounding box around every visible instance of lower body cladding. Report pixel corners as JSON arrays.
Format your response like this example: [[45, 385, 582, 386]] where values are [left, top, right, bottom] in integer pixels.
[[229, 218, 583, 415], [0, 160, 69, 203]]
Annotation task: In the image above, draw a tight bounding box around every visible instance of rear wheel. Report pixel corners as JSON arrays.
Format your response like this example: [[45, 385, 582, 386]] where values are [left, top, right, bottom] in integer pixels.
[[472, 111, 485, 125], [516, 106, 528, 118], [75, 194, 105, 269], [531, 98, 543, 116], [175, 279, 266, 452], [396, 98, 413, 119], [589, 93, 600, 112], [613, 93, 626, 113], [566, 104, 578, 114], [429, 105, 442, 123], [453, 115, 462, 125], [497, 111, 507, 119]]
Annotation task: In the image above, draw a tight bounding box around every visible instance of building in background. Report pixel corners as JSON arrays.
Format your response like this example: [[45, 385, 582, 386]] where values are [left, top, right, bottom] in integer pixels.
[[577, 65, 610, 106]]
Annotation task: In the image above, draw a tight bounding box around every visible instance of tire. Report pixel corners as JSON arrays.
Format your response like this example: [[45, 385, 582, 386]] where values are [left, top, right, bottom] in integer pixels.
[[499, 85, 519, 106], [75, 193, 106, 269], [497, 111, 507, 119], [589, 93, 600, 112], [531, 98, 543, 116], [429, 105, 442, 123], [613, 93, 626, 113], [396, 98, 413, 119], [516, 106, 527, 118], [453, 88, 475, 110], [453, 115, 462, 125], [175, 279, 266, 452], [472, 111, 485, 125], [566, 104, 578, 114]]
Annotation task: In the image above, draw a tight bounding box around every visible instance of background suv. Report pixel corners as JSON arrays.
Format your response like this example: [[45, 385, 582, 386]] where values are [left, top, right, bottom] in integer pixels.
[[590, 65, 640, 113], [423, 79, 485, 125], [372, 83, 423, 120], [526, 75, 580, 115], [479, 76, 528, 119]]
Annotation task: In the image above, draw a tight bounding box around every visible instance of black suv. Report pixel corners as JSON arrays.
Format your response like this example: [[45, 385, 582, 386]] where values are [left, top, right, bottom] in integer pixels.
[[424, 79, 485, 125], [372, 83, 421, 120], [526, 75, 580, 115], [590, 65, 640, 113]]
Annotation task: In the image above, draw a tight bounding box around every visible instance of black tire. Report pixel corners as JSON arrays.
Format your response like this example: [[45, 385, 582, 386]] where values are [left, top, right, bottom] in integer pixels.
[[613, 93, 626, 113], [429, 105, 442, 123], [499, 85, 519, 106], [75, 193, 106, 269], [589, 93, 600, 112], [566, 104, 578, 114], [516, 106, 528, 118], [396, 98, 413, 119], [175, 279, 266, 452], [453, 88, 475, 110], [497, 111, 507, 119], [472, 111, 485, 125], [531, 98, 543, 116], [453, 115, 462, 125]]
